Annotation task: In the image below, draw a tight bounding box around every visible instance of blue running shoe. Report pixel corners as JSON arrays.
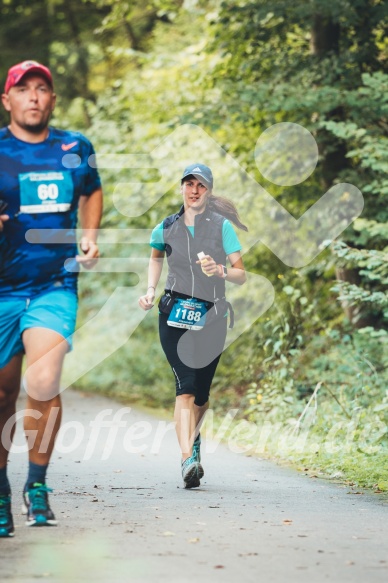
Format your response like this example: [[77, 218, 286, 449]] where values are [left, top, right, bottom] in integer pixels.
[[192, 433, 202, 463], [181, 456, 204, 489], [0, 493, 14, 537], [22, 483, 57, 527]]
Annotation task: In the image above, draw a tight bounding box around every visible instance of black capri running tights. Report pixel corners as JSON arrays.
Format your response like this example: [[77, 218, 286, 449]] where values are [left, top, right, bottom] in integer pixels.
[[159, 313, 228, 406]]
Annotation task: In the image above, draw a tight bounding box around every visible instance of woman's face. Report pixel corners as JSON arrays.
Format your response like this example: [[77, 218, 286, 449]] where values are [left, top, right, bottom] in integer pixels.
[[181, 177, 209, 212]]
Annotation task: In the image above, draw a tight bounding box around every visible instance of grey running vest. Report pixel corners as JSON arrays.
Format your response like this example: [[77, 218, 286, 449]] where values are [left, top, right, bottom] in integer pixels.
[[162, 206, 227, 303]]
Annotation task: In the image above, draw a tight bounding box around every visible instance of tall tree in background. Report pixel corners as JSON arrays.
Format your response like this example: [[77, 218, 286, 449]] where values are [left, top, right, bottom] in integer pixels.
[[0, 0, 105, 124], [0, 0, 385, 330], [210, 0, 388, 329], [0, 0, 180, 124]]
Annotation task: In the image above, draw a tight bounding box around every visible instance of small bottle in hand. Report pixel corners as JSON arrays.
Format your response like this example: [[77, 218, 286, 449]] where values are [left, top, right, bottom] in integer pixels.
[[197, 252, 214, 277]]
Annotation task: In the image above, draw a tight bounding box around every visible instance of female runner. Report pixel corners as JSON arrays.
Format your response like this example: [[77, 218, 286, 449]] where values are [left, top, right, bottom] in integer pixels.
[[139, 163, 247, 488]]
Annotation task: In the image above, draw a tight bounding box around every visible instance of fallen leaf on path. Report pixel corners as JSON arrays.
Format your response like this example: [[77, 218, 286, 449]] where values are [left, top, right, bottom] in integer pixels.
[[111, 487, 155, 490], [188, 538, 200, 543], [283, 519, 293, 525], [162, 531, 175, 536], [214, 565, 225, 569], [330, 471, 344, 478]]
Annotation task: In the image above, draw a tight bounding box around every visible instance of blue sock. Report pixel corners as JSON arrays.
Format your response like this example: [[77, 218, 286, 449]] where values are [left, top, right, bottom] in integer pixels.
[[26, 461, 48, 489], [0, 466, 11, 495]]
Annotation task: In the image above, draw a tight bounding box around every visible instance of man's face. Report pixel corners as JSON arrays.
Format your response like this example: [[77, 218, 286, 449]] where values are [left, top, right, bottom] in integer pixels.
[[1, 73, 56, 134]]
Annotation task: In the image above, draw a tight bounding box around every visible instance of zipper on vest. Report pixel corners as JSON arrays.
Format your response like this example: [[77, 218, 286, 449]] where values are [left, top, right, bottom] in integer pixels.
[[213, 285, 218, 315], [186, 230, 195, 299]]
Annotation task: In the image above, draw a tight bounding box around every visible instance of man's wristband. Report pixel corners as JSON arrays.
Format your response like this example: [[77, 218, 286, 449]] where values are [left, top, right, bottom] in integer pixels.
[[147, 286, 155, 290]]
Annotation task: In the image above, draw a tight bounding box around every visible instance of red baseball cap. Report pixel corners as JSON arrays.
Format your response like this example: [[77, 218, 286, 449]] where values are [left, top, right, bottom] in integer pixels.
[[4, 60, 53, 93]]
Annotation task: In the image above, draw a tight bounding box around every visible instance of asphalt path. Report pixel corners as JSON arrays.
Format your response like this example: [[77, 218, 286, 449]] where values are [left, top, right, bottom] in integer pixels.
[[2, 390, 388, 583]]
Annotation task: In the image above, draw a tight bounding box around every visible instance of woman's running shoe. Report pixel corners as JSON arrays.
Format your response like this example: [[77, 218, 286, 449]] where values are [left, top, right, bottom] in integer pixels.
[[181, 456, 204, 489], [22, 483, 57, 527], [192, 433, 202, 463]]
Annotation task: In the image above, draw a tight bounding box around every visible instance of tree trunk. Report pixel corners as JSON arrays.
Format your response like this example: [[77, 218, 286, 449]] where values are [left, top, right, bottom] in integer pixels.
[[62, 0, 92, 127], [311, 13, 347, 190], [311, 15, 340, 57], [311, 13, 376, 328]]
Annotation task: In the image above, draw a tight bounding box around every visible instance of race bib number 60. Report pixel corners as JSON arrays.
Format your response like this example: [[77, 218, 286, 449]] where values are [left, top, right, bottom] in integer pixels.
[[19, 171, 74, 213]]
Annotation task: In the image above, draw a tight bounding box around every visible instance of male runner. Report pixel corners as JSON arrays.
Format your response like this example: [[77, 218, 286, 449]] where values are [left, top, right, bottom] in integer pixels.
[[0, 60, 103, 536]]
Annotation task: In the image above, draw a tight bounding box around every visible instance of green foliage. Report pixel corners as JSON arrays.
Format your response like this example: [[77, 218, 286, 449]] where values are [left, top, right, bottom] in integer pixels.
[[209, 1, 388, 329], [244, 281, 323, 421], [331, 240, 388, 318], [72, 0, 387, 489], [2, 0, 387, 489], [320, 72, 388, 328]]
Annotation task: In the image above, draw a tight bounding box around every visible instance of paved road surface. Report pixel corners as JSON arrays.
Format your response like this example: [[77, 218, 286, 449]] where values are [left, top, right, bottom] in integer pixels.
[[2, 390, 387, 582]]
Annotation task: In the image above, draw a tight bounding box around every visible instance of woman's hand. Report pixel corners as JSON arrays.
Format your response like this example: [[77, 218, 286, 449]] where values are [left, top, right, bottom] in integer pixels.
[[138, 288, 156, 310], [196, 254, 219, 276]]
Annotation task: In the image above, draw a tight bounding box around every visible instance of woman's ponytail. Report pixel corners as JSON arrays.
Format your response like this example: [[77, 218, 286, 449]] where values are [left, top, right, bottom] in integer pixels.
[[207, 194, 248, 231]]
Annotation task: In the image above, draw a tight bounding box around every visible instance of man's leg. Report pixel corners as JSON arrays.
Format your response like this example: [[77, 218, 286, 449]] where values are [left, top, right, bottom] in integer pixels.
[[0, 353, 23, 537], [0, 354, 23, 472], [21, 327, 68, 526], [23, 327, 67, 465]]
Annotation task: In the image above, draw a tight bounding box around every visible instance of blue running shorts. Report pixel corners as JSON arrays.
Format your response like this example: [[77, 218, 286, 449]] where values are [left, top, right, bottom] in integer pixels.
[[0, 290, 78, 369]]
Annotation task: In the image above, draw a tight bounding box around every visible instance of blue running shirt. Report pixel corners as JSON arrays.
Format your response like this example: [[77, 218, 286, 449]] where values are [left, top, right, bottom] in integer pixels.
[[0, 127, 101, 297]]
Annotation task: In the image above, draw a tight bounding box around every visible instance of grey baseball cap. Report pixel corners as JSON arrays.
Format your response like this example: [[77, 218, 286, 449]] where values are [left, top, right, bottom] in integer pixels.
[[181, 163, 213, 189]]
